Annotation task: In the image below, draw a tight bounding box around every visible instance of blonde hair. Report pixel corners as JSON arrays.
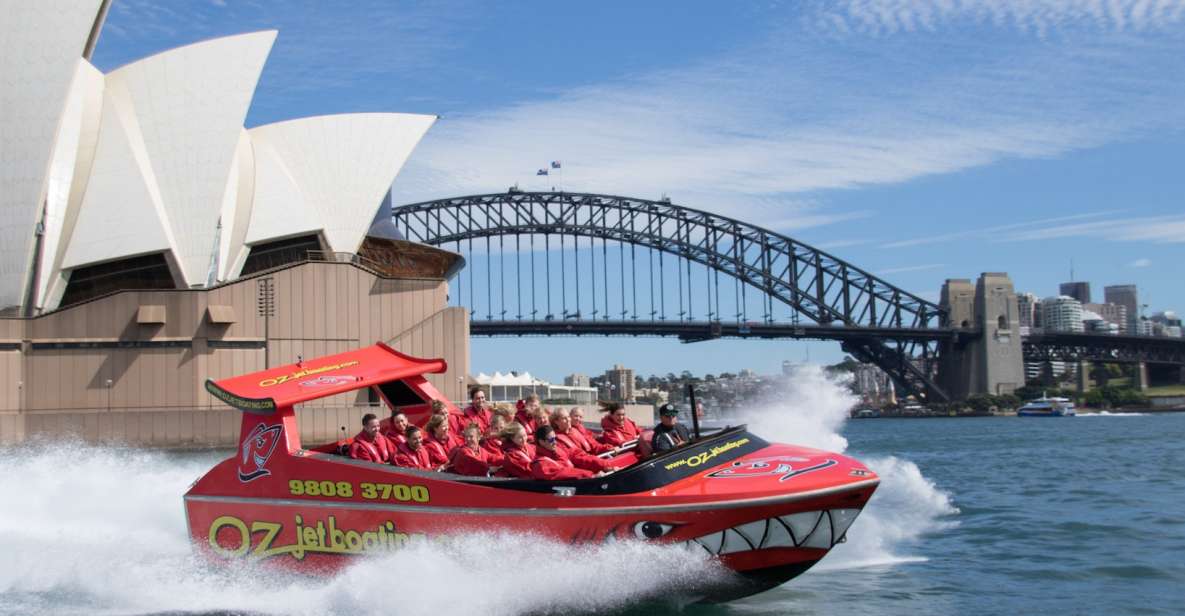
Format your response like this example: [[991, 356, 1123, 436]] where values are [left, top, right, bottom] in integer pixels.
[[499, 421, 526, 442], [462, 422, 482, 438], [492, 403, 514, 422], [425, 414, 449, 434]]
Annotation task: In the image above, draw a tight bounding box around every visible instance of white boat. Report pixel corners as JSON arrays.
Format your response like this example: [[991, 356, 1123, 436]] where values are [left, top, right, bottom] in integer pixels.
[[1017, 396, 1076, 417]]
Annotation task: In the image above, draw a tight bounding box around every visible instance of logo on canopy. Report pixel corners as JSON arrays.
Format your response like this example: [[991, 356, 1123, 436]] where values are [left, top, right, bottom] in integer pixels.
[[238, 422, 283, 482]]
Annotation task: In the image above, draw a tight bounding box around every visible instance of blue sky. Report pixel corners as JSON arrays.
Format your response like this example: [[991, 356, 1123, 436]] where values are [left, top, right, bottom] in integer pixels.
[[94, 0, 1185, 382]]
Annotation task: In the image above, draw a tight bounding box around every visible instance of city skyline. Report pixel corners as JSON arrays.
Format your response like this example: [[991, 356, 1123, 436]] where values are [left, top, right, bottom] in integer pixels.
[[93, 1, 1185, 380]]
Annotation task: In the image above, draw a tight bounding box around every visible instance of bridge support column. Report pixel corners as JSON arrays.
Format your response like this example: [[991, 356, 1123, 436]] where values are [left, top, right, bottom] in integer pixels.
[[1136, 362, 1149, 391], [1076, 361, 1091, 393], [937, 273, 1025, 399]]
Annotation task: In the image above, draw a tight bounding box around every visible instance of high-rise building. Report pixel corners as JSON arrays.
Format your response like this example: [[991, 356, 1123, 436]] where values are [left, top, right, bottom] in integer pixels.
[[603, 364, 635, 402], [563, 373, 590, 387], [1084, 303, 1128, 334], [1017, 292, 1039, 331], [1042, 296, 1084, 332], [1104, 285, 1139, 332], [1059, 282, 1091, 305]]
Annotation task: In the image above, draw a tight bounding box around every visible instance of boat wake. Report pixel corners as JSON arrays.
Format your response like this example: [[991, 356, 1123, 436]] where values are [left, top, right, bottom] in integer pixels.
[[736, 364, 958, 571], [0, 442, 722, 616], [1079, 411, 1149, 417]]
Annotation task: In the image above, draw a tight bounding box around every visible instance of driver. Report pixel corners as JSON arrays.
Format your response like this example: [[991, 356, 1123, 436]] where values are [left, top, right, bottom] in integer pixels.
[[651, 403, 691, 453]]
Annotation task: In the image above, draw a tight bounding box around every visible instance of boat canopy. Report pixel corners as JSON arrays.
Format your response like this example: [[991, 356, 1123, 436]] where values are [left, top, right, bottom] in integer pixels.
[[205, 342, 447, 414]]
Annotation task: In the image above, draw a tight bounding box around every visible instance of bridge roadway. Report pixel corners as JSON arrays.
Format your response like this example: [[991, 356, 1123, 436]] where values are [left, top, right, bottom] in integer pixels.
[[472, 319, 1185, 365], [471, 319, 963, 343]]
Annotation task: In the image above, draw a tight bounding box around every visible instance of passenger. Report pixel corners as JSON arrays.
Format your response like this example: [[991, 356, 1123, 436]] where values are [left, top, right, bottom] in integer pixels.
[[423, 414, 460, 470], [481, 414, 508, 459], [382, 412, 410, 447], [491, 403, 515, 426], [451, 423, 501, 476], [598, 402, 641, 447], [498, 422, 535, 479], [570, 407, 598, 440], [551, 409, 617, 473], [531, 425, 600, 480], [392, 426, 433, 470], [349, 413, 391, 463], [459, 386, 493, 434], [515, 394, 548, 441], [651, 403, 691, 453]]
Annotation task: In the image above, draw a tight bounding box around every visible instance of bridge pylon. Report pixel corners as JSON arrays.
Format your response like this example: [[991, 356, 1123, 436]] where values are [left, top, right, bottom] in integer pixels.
[[938, 273, 1025, 399]]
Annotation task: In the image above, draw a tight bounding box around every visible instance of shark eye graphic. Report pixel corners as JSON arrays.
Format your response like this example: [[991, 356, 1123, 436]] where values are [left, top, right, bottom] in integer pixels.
[[633, 521, 675, 540]]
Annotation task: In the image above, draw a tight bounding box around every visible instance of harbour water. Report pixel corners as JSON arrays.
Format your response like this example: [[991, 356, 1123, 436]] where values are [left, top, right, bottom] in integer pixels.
[[1, 370, 1182, 615]]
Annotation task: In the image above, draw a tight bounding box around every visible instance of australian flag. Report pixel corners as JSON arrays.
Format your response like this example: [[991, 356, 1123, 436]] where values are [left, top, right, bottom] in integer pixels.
[[551, 161, 562, 169], [536, 168, 549, 176]]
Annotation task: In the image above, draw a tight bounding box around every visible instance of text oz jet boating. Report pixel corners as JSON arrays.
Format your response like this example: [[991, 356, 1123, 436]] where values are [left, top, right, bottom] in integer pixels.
[[186, 343, 879, 601]]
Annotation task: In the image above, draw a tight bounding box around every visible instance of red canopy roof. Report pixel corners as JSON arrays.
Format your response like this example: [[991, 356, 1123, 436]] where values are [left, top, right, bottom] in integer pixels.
[[205, 342, 447, 414]]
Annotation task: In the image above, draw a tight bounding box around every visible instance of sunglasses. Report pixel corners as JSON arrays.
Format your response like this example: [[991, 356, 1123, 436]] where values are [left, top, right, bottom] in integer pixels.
[[545, 436, 557, 443]]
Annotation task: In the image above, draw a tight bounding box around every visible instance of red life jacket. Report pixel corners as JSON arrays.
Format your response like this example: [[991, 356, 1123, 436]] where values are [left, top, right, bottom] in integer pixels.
[[514, 410, 539, 440], [349, 430, 390, 463], [499, 442, 536, 478], [382, 422, 407, 448], [459, 405, 492, 433], [480, 436, 505, 461], [532, 445, 595, 480], [555, 431, 614, 472], [451, 444, 499, 477], [562, 426, 613, 455], [422, 433, 456, 467], [392, 442, 433, 469], [599, 415, 641, 446]]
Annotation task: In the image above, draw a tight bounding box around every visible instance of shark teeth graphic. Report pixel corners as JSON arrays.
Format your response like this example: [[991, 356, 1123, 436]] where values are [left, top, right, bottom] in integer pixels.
[[678, 508, 863, 556]]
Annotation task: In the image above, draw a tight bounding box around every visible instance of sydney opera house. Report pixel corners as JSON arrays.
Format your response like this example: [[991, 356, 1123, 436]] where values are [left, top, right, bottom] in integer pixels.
[[0, 1, 469, 444]]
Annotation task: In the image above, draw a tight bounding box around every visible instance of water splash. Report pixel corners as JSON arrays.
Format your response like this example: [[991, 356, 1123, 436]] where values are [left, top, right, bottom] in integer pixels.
[[0, 441, 720, 616], [734, 364, 958, 571]]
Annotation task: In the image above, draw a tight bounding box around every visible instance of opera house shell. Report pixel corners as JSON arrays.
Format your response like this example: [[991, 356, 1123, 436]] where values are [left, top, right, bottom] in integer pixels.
[[1, 1, 469, 445]]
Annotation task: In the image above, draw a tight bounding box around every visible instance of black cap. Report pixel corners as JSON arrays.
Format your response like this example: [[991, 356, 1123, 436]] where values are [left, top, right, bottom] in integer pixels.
[[658, 403, 679, 417]]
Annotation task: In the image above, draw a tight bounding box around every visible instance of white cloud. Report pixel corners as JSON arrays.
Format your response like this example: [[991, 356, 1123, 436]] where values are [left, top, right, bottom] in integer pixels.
[[811, 0, 1185, 37], [1004, 215, 1185, 243], [877, 263, 946, 275], [392, 4, 1185, 233], [881, 211, 1121, 249], [1129, 257, 1153, 267]]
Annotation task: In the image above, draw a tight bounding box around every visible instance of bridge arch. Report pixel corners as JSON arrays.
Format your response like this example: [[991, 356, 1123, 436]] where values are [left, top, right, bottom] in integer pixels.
[[392, 191, 950, 400]]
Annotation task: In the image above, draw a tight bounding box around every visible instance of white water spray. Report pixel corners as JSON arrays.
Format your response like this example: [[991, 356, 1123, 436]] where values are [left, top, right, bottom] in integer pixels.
[[0, 441, 719, 616], [735, 364, 958, 571]]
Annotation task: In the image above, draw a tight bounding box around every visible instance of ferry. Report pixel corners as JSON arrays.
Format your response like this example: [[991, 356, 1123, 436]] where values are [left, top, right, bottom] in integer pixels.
[[1017, 396, 1077, 417], [186, 343, 879, 601]]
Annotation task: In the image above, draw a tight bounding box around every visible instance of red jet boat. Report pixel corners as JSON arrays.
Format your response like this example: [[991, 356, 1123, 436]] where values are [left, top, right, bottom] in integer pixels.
[[186, 343, 879, 601]]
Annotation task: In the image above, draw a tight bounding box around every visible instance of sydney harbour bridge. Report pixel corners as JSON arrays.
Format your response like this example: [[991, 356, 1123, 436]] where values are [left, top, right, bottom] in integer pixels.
[[390, 191, 1185, 402]]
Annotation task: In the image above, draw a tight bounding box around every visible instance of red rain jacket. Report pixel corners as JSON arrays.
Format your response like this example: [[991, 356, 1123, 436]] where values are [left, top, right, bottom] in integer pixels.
[[480, 436, 504, 460], [499, 442, 536, 478], [423, 432, 460, 467], [555, 431, 614, 472], [515, 410, 541, 441], [458, 405, 493, 434], [532, 445, 595, 480], [450, 444, 500, 476], [562, 426, 613, 455], [349, 431, 390, 463], [599, 415, 641, 447], [392, 441, 433, 469]]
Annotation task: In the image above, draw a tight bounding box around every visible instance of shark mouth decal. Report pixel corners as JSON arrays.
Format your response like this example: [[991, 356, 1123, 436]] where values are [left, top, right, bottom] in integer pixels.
[[603, 509, 864, 556]]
